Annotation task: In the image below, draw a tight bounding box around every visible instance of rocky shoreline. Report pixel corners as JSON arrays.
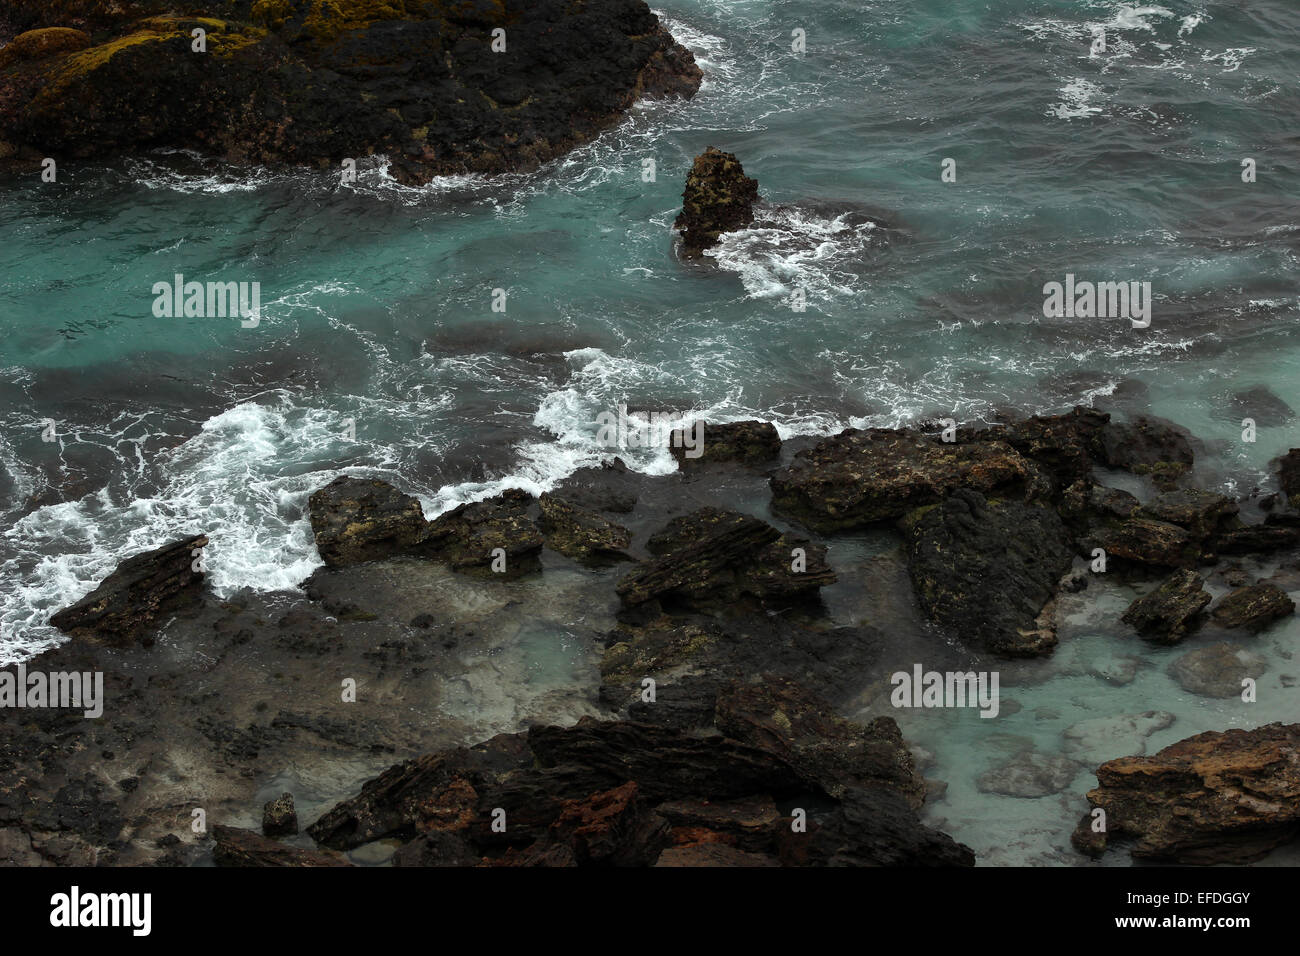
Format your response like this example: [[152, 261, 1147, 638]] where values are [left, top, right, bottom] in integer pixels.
[[3, 406, 1297, 866], [0, 0, 701, 183]]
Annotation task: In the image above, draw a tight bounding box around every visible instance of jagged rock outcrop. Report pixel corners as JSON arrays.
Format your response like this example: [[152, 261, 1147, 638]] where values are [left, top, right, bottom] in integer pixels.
[[537, 493, 631, 562], [770, 427, 1039, 532], [308, 679, 973, 866], [1120, 568, 1210, 644], [1210, 583, 1295, 631], [48, 534, 208, 645], [308, 477, 428, 566], [422, 489, 543, 575], [0, 0, 701, 183], [901, 488, 1073, 657], [1072, 723, 1300, 864], [673, 147, 759, 258], [262, 792, 298, 837], [616, 508, 834, 608]]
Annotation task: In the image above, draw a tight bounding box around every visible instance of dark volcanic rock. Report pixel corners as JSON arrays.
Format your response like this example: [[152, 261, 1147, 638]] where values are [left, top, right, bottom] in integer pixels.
[[0, 1, 702, 185], [673, 147, 759, 258], [262, 792, 298, 837], [617, 508, 834, 608], [770, 428, 1038, 532], [423, 489, 543, 575], [308, 477, 427, 567], [48, 534, 207, 645], [1096, 415, 1194, 489], [1120, 569, 1210, 644], [309, 680, 971, 866], [713, 677, 926, 805], [902, 489, 1073, 657], [537, 493, 631, 562], [212, 825, 350, 867], [995, 406, 1110, 489], [1213, 517, 1300, 555], [669, 419, 782, 467], [1135, 489, 1238, 541], [655, 843, 780, 866], [1210, 584, 1295, 632], [1072, 723, 1300, 864], [1088, 517, 1197, 568]]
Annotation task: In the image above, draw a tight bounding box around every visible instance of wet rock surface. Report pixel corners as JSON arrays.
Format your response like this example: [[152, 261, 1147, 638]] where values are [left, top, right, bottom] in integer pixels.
[[1073, 723, 1300, 863], [1120, 569, 1210, 644], [673, 147, 760, 258], [48, 534, 208, 645], [0, 0, 702, 184]]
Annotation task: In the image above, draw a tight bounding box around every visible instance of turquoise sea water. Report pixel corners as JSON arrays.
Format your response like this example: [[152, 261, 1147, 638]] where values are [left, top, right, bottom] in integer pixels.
[[1, 2, 1298, 854]]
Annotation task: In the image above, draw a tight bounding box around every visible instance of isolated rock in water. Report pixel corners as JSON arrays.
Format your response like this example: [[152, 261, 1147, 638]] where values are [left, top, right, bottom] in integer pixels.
[[537, 493, 631, 562], [262, 792, 298, 838], [1062, 712, 1176, 766], [212, 825, 349, 867], [902, 488, 1073, 657], [308, 477, 428, 567], [1168, 642, 1268, 698], [1276, 449, 1300, 499], [0, 1, 701, 184], [674, 147, 760, 258], [1072, 723, 1300, 863], [617, 508, 834, 607], [976, 752, 1080, 798], [423, 489, 543, 575], [48, 534, 208, 645], [1210, 584, 1295, 632], [1224, 385, 1295, 427], [1120, 569, 1210, 644], [669, 420, 781, 467], [770, 428, 1038, 532]]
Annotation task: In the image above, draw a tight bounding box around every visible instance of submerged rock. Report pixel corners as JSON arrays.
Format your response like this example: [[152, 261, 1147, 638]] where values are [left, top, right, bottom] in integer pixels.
[[1223, 385, 1295, 427], [1209, 583, 1295, 632], [1167, 642, 1268, 698], [1062, 711, 1176, 765], [673, 147, 760, 258], [48, 534, 208, 645], [976, 751, 1080, 798], [902, 488, 1073, 657], [0, 1, 702, 184], [1072, 723, 1300, 863], [1120, 568, 1210, 644]]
